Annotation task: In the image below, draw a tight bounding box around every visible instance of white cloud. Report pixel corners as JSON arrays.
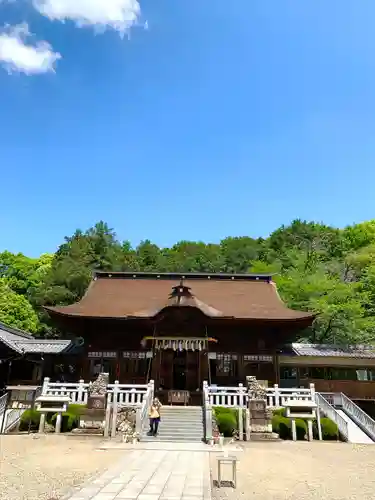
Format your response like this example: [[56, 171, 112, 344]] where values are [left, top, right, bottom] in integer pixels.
[[0, 23, 61, 74], [33, 0, 141, 36]]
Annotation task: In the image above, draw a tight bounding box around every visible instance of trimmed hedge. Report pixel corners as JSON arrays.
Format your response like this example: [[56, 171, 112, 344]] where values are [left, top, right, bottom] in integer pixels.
[[214, 407, 238, 437], [272, 408, 286, 417], [272, 414, 285, 434], [278, 417, 291, 439], [50, 404, 85, 433], [320, 417, 339, 440], [19, 409, 40, 431], [293, 418, 307, 440], [272, 409, 338, 441]]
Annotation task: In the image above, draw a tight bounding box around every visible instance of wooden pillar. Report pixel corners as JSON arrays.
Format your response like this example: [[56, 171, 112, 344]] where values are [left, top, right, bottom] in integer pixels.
[[150, 351, 158, 385], [238, 354, 244, 382], [200, 351, 209, 388], [274, 353, 280, 385]]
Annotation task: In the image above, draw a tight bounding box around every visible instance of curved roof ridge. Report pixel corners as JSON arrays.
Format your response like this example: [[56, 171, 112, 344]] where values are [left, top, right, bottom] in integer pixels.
[[45, 275, 315, 324]]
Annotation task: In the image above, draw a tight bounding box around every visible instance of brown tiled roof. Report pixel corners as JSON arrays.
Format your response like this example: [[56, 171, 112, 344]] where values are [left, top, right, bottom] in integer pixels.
[[291, 343, 375, 359], [45, 272, 314, 323]]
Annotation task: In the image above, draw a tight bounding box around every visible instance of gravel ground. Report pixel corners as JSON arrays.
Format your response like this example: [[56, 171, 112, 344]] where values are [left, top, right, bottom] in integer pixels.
[[0, 434, 124, 500], [210, 441, 375, 500]]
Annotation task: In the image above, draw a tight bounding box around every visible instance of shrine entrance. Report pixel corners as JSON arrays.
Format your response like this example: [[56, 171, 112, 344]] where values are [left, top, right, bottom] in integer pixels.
[[173, 351, 187, 390], [155, 347, 203, 392]]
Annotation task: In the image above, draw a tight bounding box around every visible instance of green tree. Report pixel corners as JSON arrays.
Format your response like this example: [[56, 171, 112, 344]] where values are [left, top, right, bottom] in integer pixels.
[[0, 279, 39, 333]]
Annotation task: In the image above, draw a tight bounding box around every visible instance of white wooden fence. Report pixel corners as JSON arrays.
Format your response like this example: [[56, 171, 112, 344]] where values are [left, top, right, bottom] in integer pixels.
[[204, 382, 315, 409], [40, 377, 154, 438], [202, 381, 316, 442]]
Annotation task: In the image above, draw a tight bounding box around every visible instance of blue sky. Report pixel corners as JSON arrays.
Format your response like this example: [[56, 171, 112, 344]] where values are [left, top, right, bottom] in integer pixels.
[[1, 1, 375, 256]]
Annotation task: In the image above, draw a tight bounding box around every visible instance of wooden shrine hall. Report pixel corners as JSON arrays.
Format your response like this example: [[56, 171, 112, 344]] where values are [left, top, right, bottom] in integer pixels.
[[45, 271, 314, 402]]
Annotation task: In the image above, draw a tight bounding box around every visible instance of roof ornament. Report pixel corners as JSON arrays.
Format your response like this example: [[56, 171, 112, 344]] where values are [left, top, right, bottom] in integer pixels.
[[169, 279, 193, 305]]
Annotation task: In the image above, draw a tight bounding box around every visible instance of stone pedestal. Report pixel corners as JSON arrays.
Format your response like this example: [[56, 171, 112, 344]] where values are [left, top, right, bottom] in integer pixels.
[[249, 400, 278, 441], [74, 374, 108, 435], [87, 395, 106, 411], [249, 400, 271, 433], [246, 376, 279, 442]]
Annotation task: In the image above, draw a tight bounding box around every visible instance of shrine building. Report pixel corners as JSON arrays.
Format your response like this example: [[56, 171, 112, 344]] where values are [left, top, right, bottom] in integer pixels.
[[1, 271, 375, 408], [44, 271, 313, 402]]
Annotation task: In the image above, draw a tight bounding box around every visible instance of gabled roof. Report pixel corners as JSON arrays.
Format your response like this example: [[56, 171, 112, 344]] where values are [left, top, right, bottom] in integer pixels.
[[290, 343, 375, 359], [0, 322, 71, 355], [45, 271, 315, 324]]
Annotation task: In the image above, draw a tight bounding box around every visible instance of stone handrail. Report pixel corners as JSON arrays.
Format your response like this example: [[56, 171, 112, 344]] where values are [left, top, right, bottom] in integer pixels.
[[108, 383, 148, 406], [204, 383, 315, 409], [341, 392, 375, 441], [0, 393, 8, 433], [42, 379, 90, 405], [135, 380, 154, 437], [315, 392, 349, 441], [206, 384, 247, 408], [2, 408, 25, 433], [42, 378, 149, 406], [266, 384, 315, 408], [0, 393, 7, 415]]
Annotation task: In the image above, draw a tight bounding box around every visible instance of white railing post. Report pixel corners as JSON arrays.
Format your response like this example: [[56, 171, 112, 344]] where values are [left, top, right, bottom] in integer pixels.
[[274, 384, 280, 407], [309, 383, 315, 400], [238, 383, 244, 440], [135, 406, 143, 436], [110, 381, 119, 438], [149, 379, 154, 401], [41, 377, 50, 395], [203, 381, 213, 442], [38, 412, 46, 433], [316, 397, 322, 441], [77, 379, 85, 404], [104, 391, 112, 438], [245, 408, 251, 441]]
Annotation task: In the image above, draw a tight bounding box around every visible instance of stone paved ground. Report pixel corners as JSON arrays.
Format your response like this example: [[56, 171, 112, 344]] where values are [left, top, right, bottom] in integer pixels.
[[210, 441, 375, 500], [0, 435, 122, 500], [65, 448, 211, 500]]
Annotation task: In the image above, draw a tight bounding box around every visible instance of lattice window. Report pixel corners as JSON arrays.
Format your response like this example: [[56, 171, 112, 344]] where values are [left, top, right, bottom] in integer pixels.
[[216, 353, 238, 376], [123, 351, 147, 359], [244, 355, 273, 362], [88, 351, 116, 358], [123, 351, 148, 376], [88, 351, 102, 358]]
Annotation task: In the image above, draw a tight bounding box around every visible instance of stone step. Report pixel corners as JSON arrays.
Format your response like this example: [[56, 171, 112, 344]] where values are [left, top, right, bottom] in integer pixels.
[[141, 436, 203, 442], [160, 412, 203, 416], [161, 408, 202, 411], [160, 416, 203, 427], [154, 420, 203, 430], [145, 428, 203, 435]]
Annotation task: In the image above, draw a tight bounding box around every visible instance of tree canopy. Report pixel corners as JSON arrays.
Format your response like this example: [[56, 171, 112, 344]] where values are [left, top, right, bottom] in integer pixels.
[[2, 218, 375, 344]]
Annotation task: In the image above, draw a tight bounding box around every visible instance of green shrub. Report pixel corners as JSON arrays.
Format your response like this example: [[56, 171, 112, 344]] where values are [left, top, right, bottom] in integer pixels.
[[214, 407, 237, 419], [274, 416, 307, 440], [216, 412, 237, 437], [214, 407, 239, 430], [51, 404, 85, 433], [19, 409, 40, 431], [273, 408, 286, 417], [293, 418, 307, 440], [320, 418, 339, 440], [272, 415, 283, 434], [277, 417, 291, 439]]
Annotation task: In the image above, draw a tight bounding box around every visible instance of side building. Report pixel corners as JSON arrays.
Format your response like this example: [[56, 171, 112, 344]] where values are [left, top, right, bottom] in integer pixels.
[[0, 322, 74, 391]]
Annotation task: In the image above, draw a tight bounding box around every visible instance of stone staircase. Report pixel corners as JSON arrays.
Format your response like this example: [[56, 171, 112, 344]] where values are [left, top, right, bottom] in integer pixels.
[[141, 406, 204, 442]]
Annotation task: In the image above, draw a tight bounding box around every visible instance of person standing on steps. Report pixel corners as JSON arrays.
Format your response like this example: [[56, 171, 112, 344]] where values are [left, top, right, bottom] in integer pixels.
[[148, 397, 162, 437]]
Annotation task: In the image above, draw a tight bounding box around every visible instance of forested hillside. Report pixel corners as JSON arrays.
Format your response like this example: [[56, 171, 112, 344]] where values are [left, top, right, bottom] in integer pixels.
[[2, 219, 375, 345]]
